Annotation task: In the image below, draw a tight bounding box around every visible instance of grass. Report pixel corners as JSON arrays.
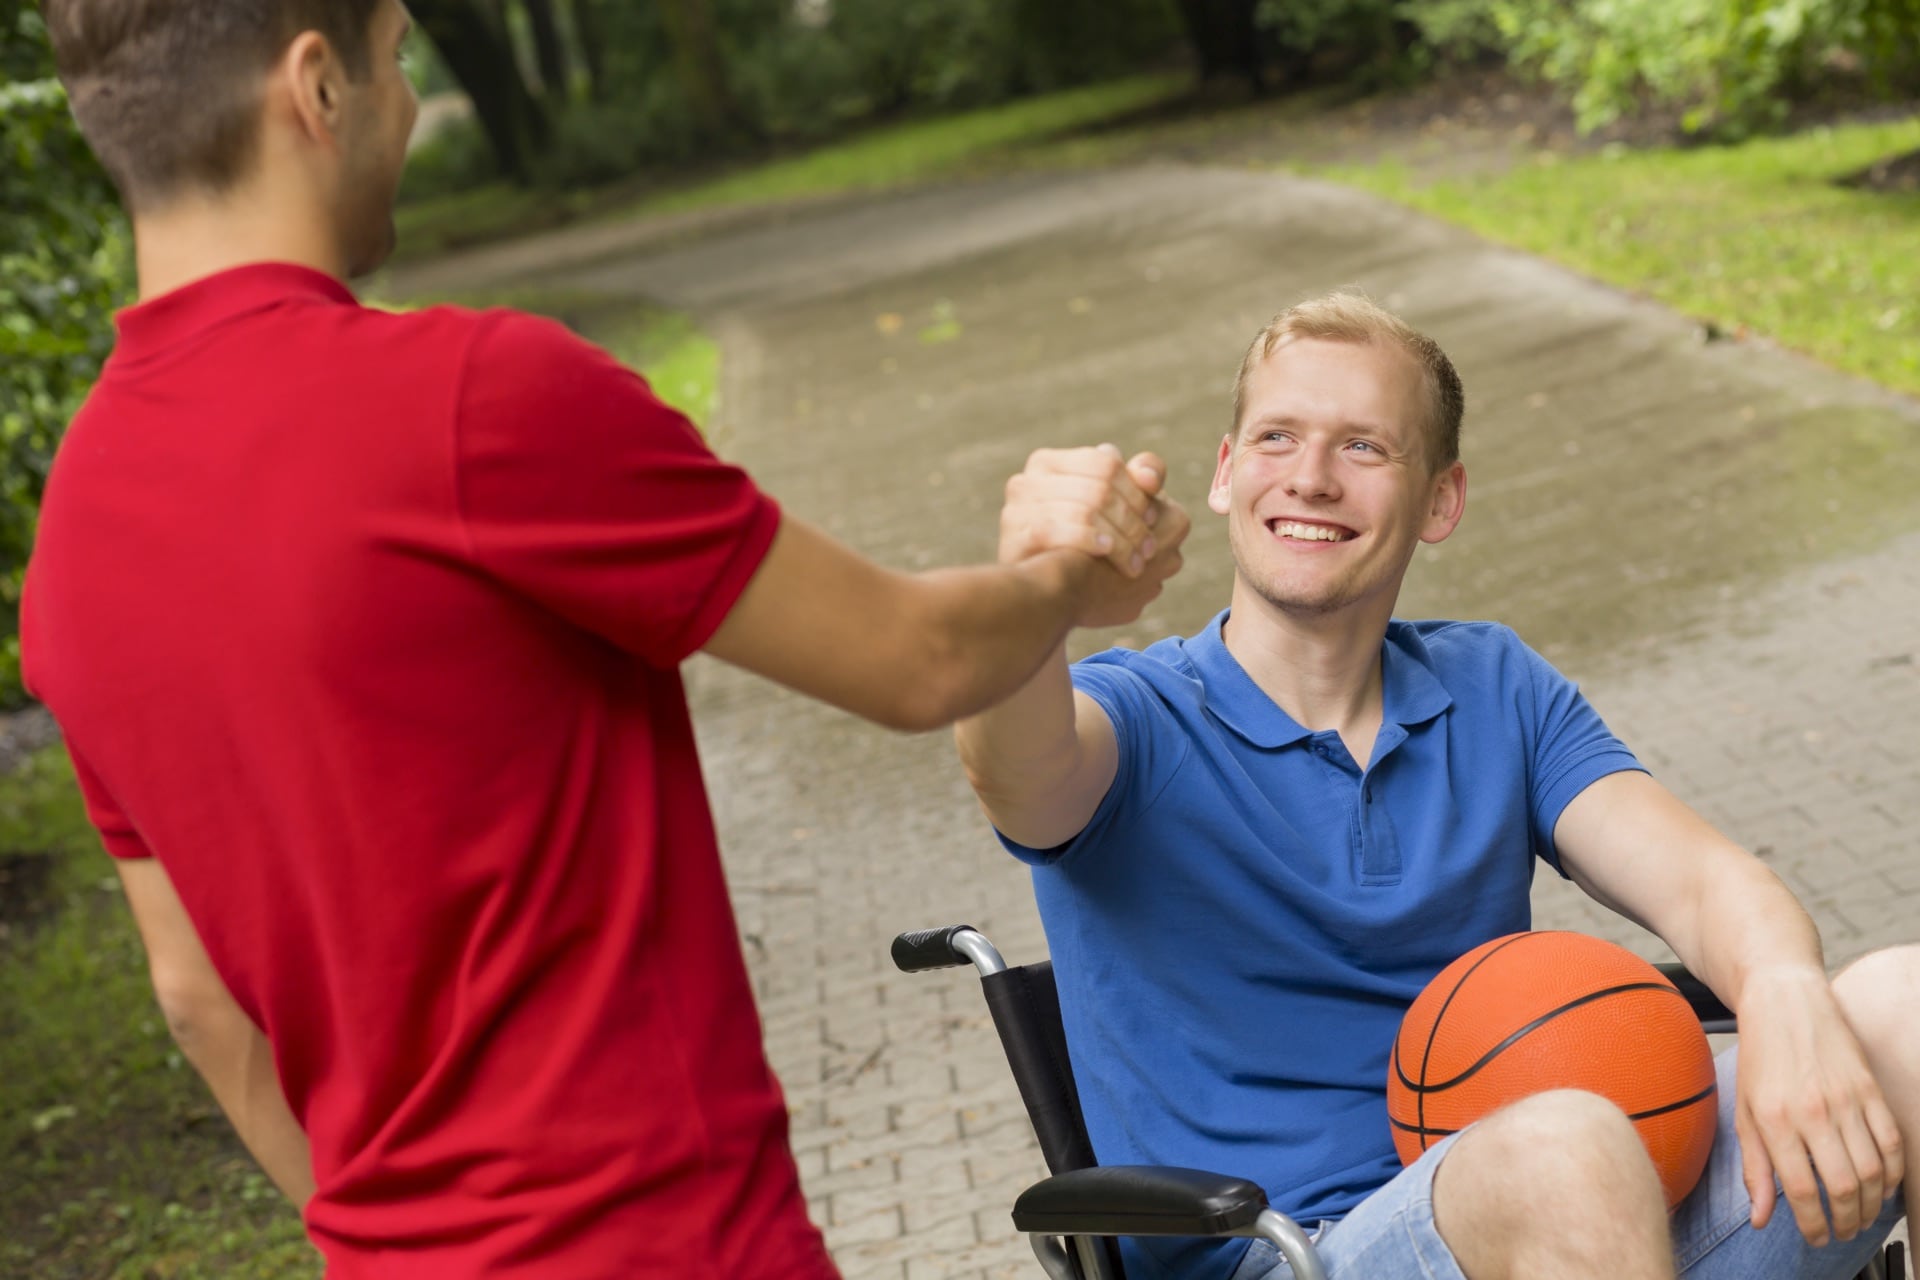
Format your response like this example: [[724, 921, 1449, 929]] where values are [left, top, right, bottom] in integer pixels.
[[0, 748, 317, 1279], [602, 307, 720, 426], [1314, 118, 1920, 396], [393, 74, 1185, 261], [633, 73, 1182, 214]]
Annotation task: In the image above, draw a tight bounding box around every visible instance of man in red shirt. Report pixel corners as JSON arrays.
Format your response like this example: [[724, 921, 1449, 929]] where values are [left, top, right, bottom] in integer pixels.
[[22, 2, 1186, 1276]]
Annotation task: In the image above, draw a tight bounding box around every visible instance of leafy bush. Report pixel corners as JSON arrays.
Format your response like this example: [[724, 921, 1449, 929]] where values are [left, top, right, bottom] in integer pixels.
[[1, 8, 131, 706], [1256, 0, 1420, 87], [1408, 0, 1920, 136], [397, 113, 500, 202], [534, 0, 1181, 184]]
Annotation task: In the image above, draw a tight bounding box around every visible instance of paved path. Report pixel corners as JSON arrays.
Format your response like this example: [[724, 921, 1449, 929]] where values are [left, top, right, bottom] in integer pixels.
[[451, 166, 1920, 1277]]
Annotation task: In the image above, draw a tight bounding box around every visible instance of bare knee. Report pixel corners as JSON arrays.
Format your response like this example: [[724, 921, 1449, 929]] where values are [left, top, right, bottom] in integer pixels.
[[1435, 1091, 1673, 1280], [1435, 1090, 1658, 1224], [1441, 1089, 1655, 1209], [1833, 945, 1920, 1056]]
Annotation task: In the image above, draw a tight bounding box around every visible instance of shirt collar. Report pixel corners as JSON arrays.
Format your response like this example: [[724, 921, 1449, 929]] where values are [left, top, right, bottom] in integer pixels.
[[113, 262, 356, 365], [1186, 609, 1454, 749]]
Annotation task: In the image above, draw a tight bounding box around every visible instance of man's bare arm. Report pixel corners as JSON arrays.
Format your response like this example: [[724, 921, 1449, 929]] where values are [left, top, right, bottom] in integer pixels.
[[705, 515, 1143, 733], [956, 649, 1122, 850], [117, 858, 315, 1205], [954, 446, 1186, 848], [1555, 771, 1903, 1247]]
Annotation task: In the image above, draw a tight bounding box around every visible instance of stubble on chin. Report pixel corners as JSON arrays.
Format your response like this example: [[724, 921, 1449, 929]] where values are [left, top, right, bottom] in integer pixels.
[[1226, 521, 1356, 617]]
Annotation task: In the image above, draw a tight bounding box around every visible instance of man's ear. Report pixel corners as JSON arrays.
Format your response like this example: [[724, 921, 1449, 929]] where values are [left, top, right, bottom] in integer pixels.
[[280, 30, 345, 144], [1207, 435, 1234, 516], [1419, 460, 1466, 544]]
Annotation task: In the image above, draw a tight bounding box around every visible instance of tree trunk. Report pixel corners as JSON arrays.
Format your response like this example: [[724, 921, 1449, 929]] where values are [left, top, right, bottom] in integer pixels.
[[522, 0, 571, 99], [1172, 0, 1266, 92], [657, 0, 748, 142], [412, 0, 549, 183], [569, 0, 607, 102]]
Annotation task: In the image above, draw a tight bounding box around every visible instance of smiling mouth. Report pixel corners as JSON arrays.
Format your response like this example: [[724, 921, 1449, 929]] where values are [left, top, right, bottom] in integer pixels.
[[1268, 519, 1357, 543]]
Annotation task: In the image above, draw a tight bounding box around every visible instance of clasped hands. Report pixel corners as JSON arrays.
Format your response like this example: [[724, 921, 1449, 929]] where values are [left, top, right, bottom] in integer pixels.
[[1000, 443, 1191, 629]]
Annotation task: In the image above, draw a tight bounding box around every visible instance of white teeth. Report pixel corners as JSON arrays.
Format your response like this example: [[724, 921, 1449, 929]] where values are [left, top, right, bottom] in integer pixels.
[[1273, 521, 1350, 542]]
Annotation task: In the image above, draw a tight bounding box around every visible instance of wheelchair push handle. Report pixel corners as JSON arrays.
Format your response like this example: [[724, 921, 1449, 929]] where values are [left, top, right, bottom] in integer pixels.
[[892, 925, 1007, 976]]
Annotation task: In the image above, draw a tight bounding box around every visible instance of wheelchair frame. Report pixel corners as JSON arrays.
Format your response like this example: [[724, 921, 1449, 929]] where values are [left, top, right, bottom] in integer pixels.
[[892, 924, 1907, 1280]]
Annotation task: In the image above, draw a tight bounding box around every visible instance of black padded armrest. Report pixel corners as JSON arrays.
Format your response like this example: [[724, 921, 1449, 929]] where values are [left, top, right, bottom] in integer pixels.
[[1011, 1165, 1268, 1237]]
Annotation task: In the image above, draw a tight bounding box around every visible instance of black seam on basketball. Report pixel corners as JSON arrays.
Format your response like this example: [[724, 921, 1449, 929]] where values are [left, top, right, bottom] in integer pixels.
[[1412, 933, 1538, 1152], [1403, 981, 1692, 1094], [1626, 1082, 1717, 1121], [1389, 1115, 1459, 1138], [1390, 1083, 1714, 1139]]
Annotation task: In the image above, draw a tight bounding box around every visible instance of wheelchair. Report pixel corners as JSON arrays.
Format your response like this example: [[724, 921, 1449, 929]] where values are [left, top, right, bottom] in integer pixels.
[[891, 924, 1909, 1280]]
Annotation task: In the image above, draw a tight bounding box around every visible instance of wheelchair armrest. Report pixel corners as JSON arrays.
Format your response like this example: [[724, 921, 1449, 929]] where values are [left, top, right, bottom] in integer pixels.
[[1011, 1165, 1268, 1237], [1655, 962, 1736, 1033]]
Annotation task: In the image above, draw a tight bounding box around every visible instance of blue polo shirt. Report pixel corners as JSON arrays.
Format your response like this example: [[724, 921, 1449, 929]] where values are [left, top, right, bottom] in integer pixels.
[[1002, 612, 1643, 1280]]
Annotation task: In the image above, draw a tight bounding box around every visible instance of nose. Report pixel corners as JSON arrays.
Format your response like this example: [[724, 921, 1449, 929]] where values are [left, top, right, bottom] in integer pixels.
[[1284, 440, 1341, 502]]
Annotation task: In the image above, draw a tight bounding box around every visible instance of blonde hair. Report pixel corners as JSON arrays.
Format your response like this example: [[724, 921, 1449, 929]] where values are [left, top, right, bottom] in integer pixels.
[[1232, 291, 1464, 470]]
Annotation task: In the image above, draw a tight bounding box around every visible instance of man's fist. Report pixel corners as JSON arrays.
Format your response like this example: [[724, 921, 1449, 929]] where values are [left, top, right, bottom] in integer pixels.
[[999, 443, 1189, 628]]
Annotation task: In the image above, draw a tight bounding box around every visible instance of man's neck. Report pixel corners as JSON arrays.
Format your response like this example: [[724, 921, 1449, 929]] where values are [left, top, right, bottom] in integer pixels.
[[133, 189, 346, 302], [1220, 580, 1391, 757]]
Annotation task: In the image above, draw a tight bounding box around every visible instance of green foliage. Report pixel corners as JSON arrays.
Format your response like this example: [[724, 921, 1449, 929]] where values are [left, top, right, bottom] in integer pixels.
[[1407, 0, 1920, 136], [389, 74, 1184, 260], [636, 75, 1185, 213], [398, 113, 501, 202], [416, 0, 1183, 192], [401, 24, 459, 98], [1256, 0, 1418, 86], [0, 10, 133, 707]]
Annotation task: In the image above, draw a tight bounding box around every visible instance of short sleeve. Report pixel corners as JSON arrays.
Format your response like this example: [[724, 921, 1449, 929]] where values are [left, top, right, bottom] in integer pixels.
[[1518, 640, 1645, 868], [996, 653, 1187, 867], [67, 743, 154, 862], [453, 311, 781, 667]]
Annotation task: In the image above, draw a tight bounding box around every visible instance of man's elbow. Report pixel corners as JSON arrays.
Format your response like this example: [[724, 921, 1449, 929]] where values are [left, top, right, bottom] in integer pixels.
[[859, 609, 989, 732], [149, 968, 241, 1059], [872, 670, 975, 734]]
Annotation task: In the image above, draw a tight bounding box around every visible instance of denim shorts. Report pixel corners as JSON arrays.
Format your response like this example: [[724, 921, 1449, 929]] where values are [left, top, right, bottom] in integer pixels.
[[1231, 1047, 1904, 1280]]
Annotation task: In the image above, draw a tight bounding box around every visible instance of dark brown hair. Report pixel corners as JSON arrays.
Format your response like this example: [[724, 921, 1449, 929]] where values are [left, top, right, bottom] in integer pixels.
[[1233, 291, 1466, 471], [43, 0, 382, 211]]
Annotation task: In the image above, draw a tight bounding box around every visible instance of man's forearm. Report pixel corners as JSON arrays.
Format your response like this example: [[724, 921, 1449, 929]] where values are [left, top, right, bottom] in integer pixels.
[[1558, 773, 1829, 1009], [952, 625, 1120, 850], [174, 1009, 315, 1205], [955, 641, 1079, 801], [1689, 849, 1827, 1014]]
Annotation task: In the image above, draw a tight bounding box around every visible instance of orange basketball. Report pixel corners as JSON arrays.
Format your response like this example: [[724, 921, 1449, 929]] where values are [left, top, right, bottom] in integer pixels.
[[1387, 931, 1718, 1209]]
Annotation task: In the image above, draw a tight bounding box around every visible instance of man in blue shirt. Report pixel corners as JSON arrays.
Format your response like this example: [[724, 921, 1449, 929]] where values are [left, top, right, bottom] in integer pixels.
[[960, 293, 1916, 1280]]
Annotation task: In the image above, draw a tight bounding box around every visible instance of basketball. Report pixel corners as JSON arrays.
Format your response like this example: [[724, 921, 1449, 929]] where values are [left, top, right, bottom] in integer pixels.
[[1387, 931, 1718, 1209]]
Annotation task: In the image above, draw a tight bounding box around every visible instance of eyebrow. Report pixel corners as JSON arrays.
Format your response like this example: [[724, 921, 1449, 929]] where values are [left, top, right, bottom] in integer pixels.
[[1244, 414, 1399, 440]]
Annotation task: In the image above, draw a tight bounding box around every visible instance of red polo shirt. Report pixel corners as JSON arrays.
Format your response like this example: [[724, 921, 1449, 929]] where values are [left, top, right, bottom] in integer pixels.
[[22, 264, 838, 1279]]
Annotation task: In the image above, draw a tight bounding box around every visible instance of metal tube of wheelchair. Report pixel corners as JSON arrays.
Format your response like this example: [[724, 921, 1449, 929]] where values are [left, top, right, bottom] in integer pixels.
[[1029, 1234, 1078, 1280], [950, 928, 1007, 976], [1247, 1208, 1328, 1280]]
